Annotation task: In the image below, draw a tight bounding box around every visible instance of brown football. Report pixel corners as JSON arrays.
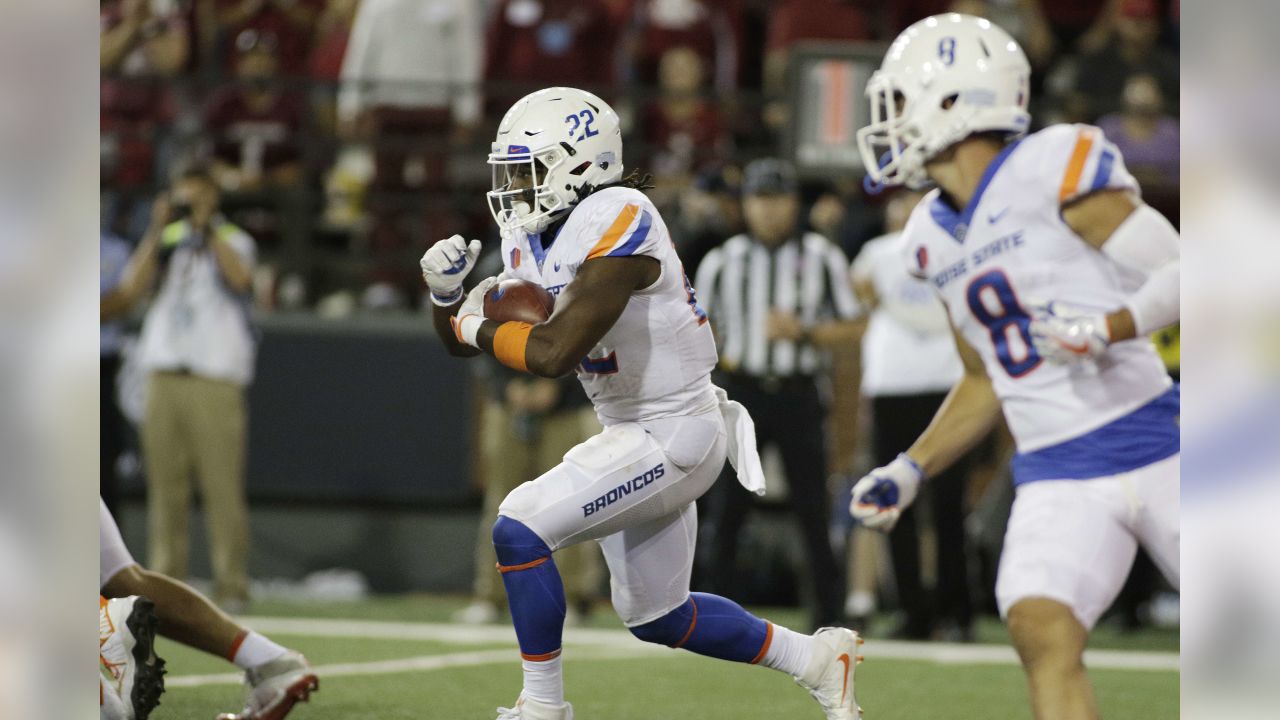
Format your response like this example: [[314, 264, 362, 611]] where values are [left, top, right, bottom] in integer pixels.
[[484, 279, 555, 324]]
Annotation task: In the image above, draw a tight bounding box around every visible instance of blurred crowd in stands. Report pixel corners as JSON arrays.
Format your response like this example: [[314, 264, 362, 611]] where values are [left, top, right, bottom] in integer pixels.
[[101, 0, 1180, 311]]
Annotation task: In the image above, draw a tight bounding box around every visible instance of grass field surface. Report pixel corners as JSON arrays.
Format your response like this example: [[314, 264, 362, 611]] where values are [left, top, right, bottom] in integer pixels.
[[149, 596, 1178, 720]]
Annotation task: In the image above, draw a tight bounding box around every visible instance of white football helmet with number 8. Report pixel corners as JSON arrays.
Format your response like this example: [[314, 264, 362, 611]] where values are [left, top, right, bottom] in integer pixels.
[[487, 87, 624, 235], [856, 13, 1031, 190]]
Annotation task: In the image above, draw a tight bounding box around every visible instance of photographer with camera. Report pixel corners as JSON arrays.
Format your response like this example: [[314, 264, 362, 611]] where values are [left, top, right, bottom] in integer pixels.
[[104, 167, 258, 611]]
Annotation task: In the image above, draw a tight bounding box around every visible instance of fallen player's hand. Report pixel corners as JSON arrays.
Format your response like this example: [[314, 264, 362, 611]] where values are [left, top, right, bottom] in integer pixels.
[[849, 453, 925, 532], [450, 274, 501, 348], [1028, 300, 1110, 364], [421, 235, 482, 306]]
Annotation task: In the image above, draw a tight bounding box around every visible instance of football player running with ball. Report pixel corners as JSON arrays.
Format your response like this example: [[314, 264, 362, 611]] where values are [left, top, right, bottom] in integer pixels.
[[849, 14, 1179, 720], [422, 87, 863, 720]]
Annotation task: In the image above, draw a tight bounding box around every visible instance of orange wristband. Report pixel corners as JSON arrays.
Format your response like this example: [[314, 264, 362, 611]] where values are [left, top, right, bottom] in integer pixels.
[[493, 321, 533, 373]]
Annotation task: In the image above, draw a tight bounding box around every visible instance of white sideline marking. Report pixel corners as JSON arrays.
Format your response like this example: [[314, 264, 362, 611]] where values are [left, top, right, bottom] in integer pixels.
[[165, 616, 1177, 688]]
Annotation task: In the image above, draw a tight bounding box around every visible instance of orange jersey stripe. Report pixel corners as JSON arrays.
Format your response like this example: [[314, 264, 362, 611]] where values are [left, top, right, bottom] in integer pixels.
[[496, 556, 548, 574], [750, 622, 775, 664], [586, 204, 639, 260], [521, 648, 562, 662], [493, 321, 533, 373], [672, 597, 699, 649], [1059, 130, 1095, 202]]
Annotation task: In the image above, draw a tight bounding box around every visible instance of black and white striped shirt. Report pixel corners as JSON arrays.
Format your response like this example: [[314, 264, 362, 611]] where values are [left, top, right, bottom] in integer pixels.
[[695, 232, 859, 378]]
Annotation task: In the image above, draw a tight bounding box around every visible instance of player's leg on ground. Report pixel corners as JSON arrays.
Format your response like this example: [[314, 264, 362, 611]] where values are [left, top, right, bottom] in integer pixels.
[[492, 515, 571, 708], [1007, 598, 1098, 720], [607, 502, 864, 718], [141, 372, 195, 582], [774, 385, 844, 629], [104, 564, 248, 660], [188, 376, 250, 606], [997, 479, 1139, 720]]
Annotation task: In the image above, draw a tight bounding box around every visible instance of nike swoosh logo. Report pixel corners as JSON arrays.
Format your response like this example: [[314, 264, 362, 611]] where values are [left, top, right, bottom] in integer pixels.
[[988, 207, 1011, 224], [837, 653, 850, 703]]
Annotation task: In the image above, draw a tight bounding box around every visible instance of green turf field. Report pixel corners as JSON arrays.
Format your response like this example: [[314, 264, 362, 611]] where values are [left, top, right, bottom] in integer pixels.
[[151, 596, 1178, 720]]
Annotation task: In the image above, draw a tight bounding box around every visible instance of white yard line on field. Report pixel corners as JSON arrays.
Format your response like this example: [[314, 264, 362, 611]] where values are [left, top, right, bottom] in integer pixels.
[[165, 615, 1176, 688], [167, 646, 668, 688]]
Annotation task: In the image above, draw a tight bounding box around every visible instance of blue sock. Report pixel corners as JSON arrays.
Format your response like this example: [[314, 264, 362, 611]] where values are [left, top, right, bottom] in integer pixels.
[[630, 592, 772, 663], [492, 516, 566, 660]]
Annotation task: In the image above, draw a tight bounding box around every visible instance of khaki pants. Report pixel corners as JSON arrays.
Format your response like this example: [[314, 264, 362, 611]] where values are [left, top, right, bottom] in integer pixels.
[[473, 401, 603, 607], [141, 371, 249, 604]]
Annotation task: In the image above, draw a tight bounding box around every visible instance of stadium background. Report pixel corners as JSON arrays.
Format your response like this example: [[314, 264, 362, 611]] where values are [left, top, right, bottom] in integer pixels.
[[100, 0, 1180, 716]]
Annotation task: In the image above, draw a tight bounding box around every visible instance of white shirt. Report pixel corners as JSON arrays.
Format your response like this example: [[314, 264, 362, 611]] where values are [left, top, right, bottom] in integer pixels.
[[135, 219, 257, 386], [852, 232, 962, 396], [901, 123, 1171, 452], [338, 0, 483, 124], [502, 187, 719, 425]]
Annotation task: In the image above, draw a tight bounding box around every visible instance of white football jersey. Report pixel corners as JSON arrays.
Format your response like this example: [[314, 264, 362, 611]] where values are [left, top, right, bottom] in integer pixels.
[[501, 186, 718, 424], [901, 123, 1172, 453]]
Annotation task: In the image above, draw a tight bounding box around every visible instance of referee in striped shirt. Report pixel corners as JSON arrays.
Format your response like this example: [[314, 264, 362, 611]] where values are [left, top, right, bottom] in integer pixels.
[[695, 158, 860, 629]]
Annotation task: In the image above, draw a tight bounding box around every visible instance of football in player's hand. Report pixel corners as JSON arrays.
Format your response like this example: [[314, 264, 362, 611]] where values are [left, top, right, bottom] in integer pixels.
[[484, 279, 555, 324]]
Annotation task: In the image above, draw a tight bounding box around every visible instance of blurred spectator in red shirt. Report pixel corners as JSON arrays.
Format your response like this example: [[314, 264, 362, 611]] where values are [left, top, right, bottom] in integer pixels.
[[763, 0, 870, 132], [204, 30, 306, 191], [1096, 73, 1179, 185], [101, 0, 189, 192], [620, 0, 743, 94], [307, 0, 360, 134], [340, 0, 485, 305], [1072, 0, 1177, 120], [642, 46, 730, 200], [213, 0, 322, 75], [484, 0, 619, 110]]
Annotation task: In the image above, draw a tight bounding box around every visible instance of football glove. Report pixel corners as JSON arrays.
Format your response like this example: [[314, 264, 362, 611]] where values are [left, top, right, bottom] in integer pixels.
[[1028, 300, 1111, 364], [849, 453, 925, 532], [450, 274, 501, 348], [421, 235, 482, 306]]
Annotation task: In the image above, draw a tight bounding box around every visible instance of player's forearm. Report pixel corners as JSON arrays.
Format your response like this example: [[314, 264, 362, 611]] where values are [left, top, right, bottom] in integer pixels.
[[476, 320, 582, 378], [905, 370, 1002, 478], [433, 303, 481, 357]]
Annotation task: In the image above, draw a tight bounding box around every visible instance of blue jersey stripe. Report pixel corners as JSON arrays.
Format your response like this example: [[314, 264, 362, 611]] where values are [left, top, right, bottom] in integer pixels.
[[607, 209, 652, 257], [1090, 148, 1115, 192], [1012, 384, 1180, 484]]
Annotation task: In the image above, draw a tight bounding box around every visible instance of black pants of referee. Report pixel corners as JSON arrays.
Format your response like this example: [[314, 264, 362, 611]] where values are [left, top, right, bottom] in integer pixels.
[[709, 373, 844, 629], [872, 392, 975, 638]]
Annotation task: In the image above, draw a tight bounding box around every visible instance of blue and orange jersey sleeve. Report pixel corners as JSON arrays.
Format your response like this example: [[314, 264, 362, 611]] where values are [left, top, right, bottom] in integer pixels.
[[1047, 124, 1139, 206], [581, 197, 661, 263]]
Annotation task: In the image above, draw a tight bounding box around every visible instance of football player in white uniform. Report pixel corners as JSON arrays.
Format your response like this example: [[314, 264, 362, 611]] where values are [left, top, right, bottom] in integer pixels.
[[848, 14, 1179, 720], [423, 87, 863, 720]]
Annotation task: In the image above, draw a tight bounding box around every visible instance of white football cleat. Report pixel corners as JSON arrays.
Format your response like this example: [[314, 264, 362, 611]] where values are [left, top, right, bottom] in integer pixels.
[[496, 693, 575, 719], [795, 627, 864, 719], [100, 595, 166, 720], [215, 650, 318, 720], [101, 675, 128, 720]]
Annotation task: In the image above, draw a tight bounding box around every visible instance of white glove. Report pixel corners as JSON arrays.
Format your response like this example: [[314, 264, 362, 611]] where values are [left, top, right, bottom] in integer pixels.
[[421, 235, 482, 306], [1028, 300, 1111, 364], [849, 453, 925, 532], [450, 275, 500, 348]]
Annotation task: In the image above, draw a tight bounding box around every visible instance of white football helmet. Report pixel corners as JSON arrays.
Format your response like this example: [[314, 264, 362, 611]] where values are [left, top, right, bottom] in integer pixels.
[[856, 14, 1031, 189], [487, 87, 624, 235]]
